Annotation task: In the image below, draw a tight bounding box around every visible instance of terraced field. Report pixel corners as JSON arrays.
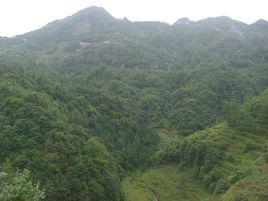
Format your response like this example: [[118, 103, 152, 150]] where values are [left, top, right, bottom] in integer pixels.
[[122, 124, 268, 201], [122, 165, 215, 201]]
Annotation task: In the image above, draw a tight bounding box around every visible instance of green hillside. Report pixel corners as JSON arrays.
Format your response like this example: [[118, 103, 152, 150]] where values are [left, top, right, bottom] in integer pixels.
[[0, 6, 267, 201], [152, 89, 268, 200], [123, 121, 268, 200]]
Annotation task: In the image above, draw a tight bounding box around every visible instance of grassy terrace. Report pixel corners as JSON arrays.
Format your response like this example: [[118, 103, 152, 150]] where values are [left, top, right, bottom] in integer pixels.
[[122, 123, 268, 201], [122, 165, 215, 201]]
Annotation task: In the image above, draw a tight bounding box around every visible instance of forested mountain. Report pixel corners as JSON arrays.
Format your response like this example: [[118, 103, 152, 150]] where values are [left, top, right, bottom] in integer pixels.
[[0, 6, 267, 201]]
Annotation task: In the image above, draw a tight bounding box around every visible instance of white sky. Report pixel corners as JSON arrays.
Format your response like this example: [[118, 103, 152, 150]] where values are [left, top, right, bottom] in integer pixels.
[[0, 0, 267, 37]]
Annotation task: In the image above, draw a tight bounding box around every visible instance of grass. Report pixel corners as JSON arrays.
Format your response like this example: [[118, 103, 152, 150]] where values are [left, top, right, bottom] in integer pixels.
[[122, 165, 216, 201], [122, 177, 154, 201], [157, 128, 183, 146], [211, 124, 268, 178]]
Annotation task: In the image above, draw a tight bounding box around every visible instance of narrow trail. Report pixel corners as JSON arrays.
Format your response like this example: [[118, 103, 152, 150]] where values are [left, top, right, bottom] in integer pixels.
[[147, 186, 158, 201], [128, 177, 159, 201]]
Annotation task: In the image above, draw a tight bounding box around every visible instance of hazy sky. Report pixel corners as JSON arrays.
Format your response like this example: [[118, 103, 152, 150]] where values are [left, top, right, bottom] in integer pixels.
[[0, 0, 267, 37]]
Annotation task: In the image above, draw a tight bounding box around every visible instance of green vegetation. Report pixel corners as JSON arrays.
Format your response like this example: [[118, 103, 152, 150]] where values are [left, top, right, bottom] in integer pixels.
[[155, 89, 268, 200], [0, 64, 157, 200], [0, 169, 45, 201], [123, 165, 215, 201], [0, 6, 268, 201]]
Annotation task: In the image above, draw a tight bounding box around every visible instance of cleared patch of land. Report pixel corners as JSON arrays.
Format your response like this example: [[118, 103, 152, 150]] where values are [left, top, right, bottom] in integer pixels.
[[122, 165, 216, 201]]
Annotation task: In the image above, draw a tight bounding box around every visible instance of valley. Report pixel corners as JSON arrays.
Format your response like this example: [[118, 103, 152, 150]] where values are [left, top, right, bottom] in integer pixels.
[[0, 6, 267, 201]]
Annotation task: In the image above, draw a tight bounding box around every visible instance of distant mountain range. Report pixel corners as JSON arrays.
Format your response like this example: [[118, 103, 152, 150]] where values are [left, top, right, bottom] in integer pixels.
[[0, 6, 267, 71]]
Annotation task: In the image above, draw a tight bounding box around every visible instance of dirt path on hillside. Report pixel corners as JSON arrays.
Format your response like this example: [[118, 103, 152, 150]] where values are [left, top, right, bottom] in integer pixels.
[[147, 186, 158, 201]]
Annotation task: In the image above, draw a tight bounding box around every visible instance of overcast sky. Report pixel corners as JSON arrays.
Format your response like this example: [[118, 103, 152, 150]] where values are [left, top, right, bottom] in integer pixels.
[[0, 0, 267, 37]]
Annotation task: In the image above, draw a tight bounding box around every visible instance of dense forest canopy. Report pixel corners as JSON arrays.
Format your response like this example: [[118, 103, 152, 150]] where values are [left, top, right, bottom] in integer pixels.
[[0, 6, 267, 201]]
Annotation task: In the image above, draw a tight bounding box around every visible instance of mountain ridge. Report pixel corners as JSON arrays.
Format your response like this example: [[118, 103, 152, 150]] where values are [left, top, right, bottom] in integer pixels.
[[2, 5, 265, 73], [4, 6, 266, 39]]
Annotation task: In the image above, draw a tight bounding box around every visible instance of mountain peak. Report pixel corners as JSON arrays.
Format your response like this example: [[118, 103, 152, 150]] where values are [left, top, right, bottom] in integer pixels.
[[75, 6, 109, 15], [251, 19, 268, 26], [20, 6, 116, 42], [250, 19, 268, 32], [71, 6, 115, 22], [253, 19, 268, 24], [174, 18, 191, 25]]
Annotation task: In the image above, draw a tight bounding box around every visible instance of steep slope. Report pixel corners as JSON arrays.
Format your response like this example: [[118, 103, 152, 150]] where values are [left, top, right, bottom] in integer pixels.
[[21, 6, 117, 43], [0, 59, 159, 201], [154, 89, 268, 200]]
